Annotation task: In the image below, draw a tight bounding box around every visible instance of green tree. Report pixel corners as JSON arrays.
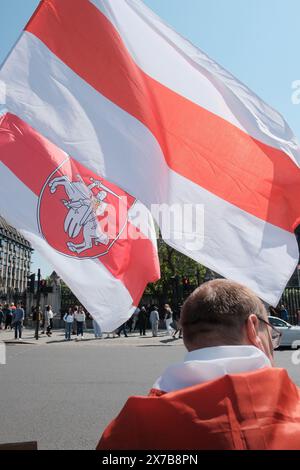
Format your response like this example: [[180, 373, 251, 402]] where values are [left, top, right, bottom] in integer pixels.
[[145, 237, 206, 305], [60, 280, 80, 312]]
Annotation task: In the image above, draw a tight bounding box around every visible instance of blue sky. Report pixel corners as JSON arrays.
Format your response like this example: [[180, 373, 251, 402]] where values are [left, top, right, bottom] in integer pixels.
[[1, 0, 300, 276]]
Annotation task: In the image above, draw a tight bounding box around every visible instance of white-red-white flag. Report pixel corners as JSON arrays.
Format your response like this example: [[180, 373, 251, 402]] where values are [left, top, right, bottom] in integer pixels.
[[0, 112, 160, 331], [1, 0, 300, 305]]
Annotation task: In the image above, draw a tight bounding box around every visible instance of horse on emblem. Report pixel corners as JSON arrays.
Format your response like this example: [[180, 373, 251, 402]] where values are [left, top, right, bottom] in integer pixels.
[[48, 175, 113, 254]]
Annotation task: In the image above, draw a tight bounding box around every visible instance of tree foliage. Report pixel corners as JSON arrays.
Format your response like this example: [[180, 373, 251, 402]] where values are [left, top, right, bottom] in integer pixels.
[[145, 237, 207, 304]]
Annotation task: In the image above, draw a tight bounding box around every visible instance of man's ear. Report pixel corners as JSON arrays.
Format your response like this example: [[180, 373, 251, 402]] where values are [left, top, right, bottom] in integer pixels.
[[245, 314, 262, 348], [246, 313, 274, 364]]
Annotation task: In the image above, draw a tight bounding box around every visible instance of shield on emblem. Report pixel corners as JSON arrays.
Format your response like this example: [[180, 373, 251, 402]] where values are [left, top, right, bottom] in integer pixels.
[[38, 156, 136, 259]]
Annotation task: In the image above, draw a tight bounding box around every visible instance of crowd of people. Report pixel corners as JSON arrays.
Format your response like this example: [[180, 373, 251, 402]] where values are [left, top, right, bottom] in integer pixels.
[[269, 303, 298, 323], [48, 302, 183, 340], [0, 300, 185, 341], [2, 299, 299, 343], [59, 303, 183, 340], [30, 304, 89, 340], [62, 305, 87, 341], [111, 304, 183, 339]]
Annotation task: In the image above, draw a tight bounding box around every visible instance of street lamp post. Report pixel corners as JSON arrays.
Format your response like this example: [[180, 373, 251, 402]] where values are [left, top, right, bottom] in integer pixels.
[[35, 269, 41, 341]]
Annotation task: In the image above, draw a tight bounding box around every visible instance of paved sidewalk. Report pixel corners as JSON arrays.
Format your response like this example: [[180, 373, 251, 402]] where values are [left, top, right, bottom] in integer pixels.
[[0, 327, 183, 347]]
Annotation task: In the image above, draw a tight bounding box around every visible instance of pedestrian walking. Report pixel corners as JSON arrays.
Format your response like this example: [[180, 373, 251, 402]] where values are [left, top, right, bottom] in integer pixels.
[[172, 304, 183, 338], [48, 305, 54, 332], [279, 304, 289, 322], [138, 306, 148, 336], [72, 306, 79, 335], [41, 305, 52, 336], [11, 302, 25, 340], [150, 306, 159, 337], [93, 318, 102, 338], [4, 304, 12, 330], [163, 303, 173, 335], [131, 307, 140, 332], [0, 304, 3, 330], [63, 309, 74, 341], [75, 306, 86, 340], [32, 306, 42, 323], [32, 306, 42, 339], [117, 322, 128, 337]]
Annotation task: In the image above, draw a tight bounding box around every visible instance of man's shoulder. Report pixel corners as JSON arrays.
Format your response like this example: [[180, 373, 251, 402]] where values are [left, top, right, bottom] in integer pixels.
[[98, 368, 300, 450], [126, 367, 300, 408], [126, 368, 300, 424]]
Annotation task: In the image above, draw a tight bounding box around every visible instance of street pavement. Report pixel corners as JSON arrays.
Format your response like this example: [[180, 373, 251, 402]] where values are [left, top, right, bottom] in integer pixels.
[[0, 328, 299, 450]]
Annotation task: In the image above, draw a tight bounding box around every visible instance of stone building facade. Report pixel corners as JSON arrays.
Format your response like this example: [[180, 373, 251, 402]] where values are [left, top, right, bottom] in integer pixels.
[[0, 216, 32, 303]]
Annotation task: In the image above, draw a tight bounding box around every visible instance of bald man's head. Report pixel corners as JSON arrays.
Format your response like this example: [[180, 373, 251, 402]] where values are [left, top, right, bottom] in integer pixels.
[[181, 279, 269, 351]]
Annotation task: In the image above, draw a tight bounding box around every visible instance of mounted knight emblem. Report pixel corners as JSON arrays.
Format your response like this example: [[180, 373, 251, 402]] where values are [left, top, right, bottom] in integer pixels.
[[38, 157, 136, 259]]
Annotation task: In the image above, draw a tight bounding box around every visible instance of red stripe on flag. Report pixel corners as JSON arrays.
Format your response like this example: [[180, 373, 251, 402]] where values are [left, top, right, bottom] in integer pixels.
[[105, 235, 159, 306], [0, 112, 159, 304], [25, 0, 300, 233], [0, 112, 64, 196]]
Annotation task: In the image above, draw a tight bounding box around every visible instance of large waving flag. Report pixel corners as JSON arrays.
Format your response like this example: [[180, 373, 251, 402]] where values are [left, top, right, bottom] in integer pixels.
[[1, 0, 300, 305]]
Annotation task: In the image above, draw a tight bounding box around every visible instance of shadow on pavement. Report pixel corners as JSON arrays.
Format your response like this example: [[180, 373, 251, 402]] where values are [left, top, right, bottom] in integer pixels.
[[160, 338, 181, 344], [46, 337, 102, 345]]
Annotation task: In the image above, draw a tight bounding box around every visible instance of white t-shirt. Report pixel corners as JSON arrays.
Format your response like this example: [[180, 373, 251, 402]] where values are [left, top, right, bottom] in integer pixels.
[[150, 310, 159, 323], [75, 312, 86, 322], [64, 313, 74, 323], [48, 310, 54, 319]]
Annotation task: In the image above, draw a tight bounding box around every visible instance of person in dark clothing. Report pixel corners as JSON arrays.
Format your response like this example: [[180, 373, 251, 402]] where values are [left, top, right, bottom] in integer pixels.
[[32, 306, 42, 322], [279, 304, 289, 322], [72, 306, 79, 335], [126, 315, 134, 333], [0, 304, 3, 329], [138, 306, 148, 336], [162, 304, 173, 335], [117, 322, 128, 337], [172, 304, 183, 338], [4, 304, 12, 330], [11, 303, 25, 340]]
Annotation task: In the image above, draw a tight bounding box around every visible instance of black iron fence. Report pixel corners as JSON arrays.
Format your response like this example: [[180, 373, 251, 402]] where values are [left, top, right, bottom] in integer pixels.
[[278, 287, 300, 324]]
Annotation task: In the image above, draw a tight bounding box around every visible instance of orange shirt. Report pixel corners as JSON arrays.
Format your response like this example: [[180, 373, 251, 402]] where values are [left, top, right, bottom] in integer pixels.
[[97, 368, 300, 450]]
